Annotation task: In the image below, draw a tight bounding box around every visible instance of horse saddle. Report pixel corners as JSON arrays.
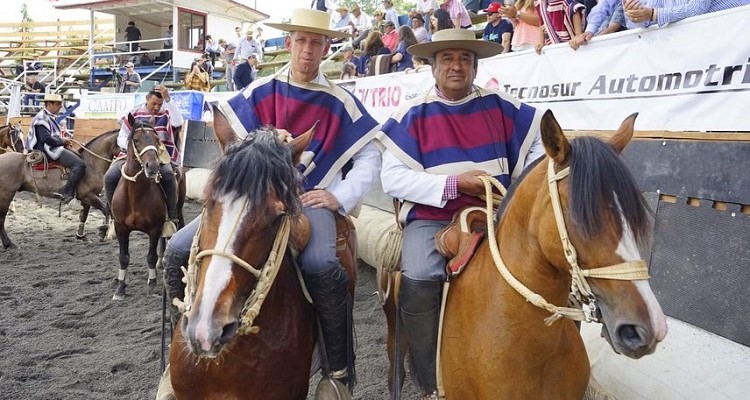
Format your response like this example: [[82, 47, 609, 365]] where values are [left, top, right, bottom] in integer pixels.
[[26, 150, 67, 173], [435, 206, 488, 277]]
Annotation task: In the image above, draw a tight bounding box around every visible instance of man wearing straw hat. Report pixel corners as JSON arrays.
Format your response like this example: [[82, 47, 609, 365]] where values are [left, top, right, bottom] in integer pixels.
[[162, 9, 380, 398], [377, 28, 545, 398], [26, 93, 86, 204]]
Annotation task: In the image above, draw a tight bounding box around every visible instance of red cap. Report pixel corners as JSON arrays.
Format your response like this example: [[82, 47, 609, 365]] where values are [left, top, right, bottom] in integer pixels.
[[484, 2, 502, 13]]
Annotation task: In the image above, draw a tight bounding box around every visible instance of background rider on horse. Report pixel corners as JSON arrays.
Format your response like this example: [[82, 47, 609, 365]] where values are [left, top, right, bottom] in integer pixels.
[[162, 9, 381, 398], [25, 93, 86, 203], [103, 85, 183, 233], [376, 29, 546, 399]]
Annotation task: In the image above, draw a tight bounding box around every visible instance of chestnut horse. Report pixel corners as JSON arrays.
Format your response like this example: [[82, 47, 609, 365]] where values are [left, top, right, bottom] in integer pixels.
[[383, 111, 668, 399], [0, 123, 24, 154], [110, 115, 185, 300], [167, 108, 356, 400], [0, 130, 120, 249]]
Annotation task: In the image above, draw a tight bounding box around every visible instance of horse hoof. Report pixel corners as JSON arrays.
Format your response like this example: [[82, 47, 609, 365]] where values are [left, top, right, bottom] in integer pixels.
[[147, 279, 158, 296], [314, 378, 353, 400], [113, 280, 127, 301]]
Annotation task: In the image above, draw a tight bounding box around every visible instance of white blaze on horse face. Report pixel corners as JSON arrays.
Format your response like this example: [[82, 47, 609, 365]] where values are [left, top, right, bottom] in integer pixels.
[[615, 199, 668, 342], [194, 195, 247, 352]]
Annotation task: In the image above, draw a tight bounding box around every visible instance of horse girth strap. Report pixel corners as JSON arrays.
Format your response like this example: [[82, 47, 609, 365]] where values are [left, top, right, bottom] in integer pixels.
[[176, 208, 292, 336]]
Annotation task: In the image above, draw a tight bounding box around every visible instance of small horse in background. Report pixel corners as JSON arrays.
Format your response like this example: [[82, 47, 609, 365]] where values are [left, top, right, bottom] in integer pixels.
[[382, 111, 668, 399], [110, 114, 185, 300], [167, 107, 357, 400], [0, 123, 24, 154], [0, 130, 120, 250]]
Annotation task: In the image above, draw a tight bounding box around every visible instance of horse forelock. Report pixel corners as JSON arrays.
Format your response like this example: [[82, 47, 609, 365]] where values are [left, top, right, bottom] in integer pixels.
[[208, 128, 302, 219], [568, 137, 651, 244]]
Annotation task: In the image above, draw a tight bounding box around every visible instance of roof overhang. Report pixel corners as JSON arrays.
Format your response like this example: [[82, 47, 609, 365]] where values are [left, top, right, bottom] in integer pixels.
[[51, 0, 269, 25]]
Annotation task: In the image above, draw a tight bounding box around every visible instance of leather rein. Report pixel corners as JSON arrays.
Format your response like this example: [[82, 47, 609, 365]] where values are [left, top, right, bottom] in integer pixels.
[[479, 160, 650, 325]]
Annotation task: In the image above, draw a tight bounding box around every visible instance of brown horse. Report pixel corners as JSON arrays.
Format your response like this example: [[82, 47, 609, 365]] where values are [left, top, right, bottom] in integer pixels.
[[0, 130, 120, 250], [383, 111, 668, 399], [167, 109, 357, 400], [0, 123, 24, 154], [110, 115, 185, 300]]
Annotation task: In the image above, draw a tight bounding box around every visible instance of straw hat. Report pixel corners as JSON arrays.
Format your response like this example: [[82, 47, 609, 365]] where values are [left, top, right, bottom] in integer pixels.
[[335, 6, 349, 13], [407, 28, 504, 60], [265, 9, 352, 39], [42, 93, 63, 103]]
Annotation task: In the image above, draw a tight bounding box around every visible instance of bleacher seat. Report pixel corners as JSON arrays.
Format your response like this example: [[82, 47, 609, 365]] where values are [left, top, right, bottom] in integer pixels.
[[397, 14, 410, 27], [263, 36, 286, 50]]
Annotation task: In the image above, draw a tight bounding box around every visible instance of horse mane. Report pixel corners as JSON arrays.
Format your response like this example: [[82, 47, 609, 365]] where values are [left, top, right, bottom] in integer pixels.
[[569, 136, 651, 243], [208, 127, 302, 218]]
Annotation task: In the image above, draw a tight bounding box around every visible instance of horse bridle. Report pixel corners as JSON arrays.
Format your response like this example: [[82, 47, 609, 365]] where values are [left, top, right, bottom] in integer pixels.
[[479, 160, 650, 325], [1, 124, 21, 153], [174, 203, 292, 335], [120, 126, 161, 183]]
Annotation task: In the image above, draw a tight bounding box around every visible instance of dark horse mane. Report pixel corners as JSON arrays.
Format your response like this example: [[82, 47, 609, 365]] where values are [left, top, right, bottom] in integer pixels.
[[77, 129, 118, 156], [208, 127, 302, 220], [498, 137, 651, 245]]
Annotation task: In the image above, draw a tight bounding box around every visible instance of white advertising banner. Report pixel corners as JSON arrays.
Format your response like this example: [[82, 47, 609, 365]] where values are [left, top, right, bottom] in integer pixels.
[[77, 93, 136, 120]]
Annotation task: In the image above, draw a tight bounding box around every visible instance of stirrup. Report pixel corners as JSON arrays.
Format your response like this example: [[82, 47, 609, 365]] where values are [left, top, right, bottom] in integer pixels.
[[314, 369, 352, 400], [161, 220, 178, 238]]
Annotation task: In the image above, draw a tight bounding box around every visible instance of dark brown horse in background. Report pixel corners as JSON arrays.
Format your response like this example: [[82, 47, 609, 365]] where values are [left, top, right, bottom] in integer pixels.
[[382, 112, 668, 399], [0, 123, 24, 154], [167, 108, 356, 400], [110, 114, 185, 300], [0, 130, 120, 250]]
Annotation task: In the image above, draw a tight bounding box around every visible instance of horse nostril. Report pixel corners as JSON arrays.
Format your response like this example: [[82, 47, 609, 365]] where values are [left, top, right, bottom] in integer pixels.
[[617, 324, 646, 349], [219, 321, 239, 345]]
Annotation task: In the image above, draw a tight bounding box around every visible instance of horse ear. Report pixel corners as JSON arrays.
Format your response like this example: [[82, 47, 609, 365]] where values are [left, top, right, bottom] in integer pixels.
[[540, 109, 571, 165], [212, 103, 239, 152], [127, 113, 136, 128], [609, 113, 637, 154], [289, 121, 316, 164]]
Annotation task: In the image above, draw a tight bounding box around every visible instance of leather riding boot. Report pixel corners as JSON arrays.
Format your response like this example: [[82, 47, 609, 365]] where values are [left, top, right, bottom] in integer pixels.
[[303, 265, 354, 386], [54, 165, 85, 204], [104, 173, 118, 211], [161, 176, 179, 223], [162, 245, 189, 327], [399, 276, 442, 395]]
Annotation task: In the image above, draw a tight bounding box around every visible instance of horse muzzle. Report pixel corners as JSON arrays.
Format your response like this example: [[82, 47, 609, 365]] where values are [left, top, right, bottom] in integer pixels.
[[182, 314, 238, 358]]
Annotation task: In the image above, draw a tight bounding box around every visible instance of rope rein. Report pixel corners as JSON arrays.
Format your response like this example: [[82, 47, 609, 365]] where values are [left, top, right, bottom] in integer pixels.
[[478, 160, 649, 326], [69, 138, 114, 163], [174, 207, 292, 335]]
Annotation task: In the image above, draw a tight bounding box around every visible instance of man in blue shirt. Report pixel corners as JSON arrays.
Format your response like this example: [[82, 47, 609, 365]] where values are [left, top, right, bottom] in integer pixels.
[[233, 54, 257, 91], [569, 0, 626, 50], [482, 2, 513, 53]]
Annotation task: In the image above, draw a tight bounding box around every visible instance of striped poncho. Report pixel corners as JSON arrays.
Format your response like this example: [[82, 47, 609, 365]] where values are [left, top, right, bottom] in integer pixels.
[[122, 105, 181, 163], [378, 87, 542, 223], [219, 70, 380, 191]]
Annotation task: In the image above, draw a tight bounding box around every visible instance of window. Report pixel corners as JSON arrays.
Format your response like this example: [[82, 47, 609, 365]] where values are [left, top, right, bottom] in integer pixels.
[[178, 8, 206, 52]]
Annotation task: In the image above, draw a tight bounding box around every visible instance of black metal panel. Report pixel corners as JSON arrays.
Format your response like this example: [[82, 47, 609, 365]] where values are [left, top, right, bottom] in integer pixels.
[[622, 140, 750, 204], [183, 120, 221, 169], [648, 197, 750, 347]]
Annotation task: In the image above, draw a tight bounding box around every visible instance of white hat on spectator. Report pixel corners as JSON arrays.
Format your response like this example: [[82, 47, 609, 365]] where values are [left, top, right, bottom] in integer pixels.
[[265, 9, 352, 39], [42, 94, 63, 103]]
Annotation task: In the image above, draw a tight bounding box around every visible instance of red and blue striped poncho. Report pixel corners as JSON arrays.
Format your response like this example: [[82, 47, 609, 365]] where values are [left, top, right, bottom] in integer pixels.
[[124, 106, 181, 163], [219, 71, 380, 191], [378, 87, 542, 223]]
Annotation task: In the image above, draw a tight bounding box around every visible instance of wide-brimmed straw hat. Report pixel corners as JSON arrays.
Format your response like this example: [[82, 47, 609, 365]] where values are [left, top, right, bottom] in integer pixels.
[[265, 9, 352, 39], [407, 28, 504, 60], [42, 93, 63, 103]]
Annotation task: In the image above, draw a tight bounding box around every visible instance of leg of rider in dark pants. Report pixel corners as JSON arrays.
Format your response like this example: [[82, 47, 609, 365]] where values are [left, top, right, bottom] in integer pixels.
[[104, 159, 125, 212], [399, 220, 449, 397], [54, 148, 86, 203], [163, 216, 200, 325], [159, 163, 178, 222], [300, 207, 354, 392]]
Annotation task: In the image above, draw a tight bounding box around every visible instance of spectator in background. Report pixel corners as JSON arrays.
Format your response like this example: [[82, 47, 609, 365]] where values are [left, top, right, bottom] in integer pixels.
[[341, 44, 360, 67], [350, 4, 373, 49], [184, 58, 211, 92], [256, 26, 266, 48], [501, 0, 542, 52], [383, 0, 401, 28], [234, 29, 263, 63], [164, 24, 173, 50], [333, 6, 352, 31], [412, 56, 430, 69], [233, 26, 243, 46], [233, 54, 258, 91], [430, 8, 455, 33], [534, 0, 585, 52], [391, 25, 418, 71], [441, 0, 473, 29], [312, 0, 335, 13], [372, 10, 386, 33], [358, 31, 391, 77], [27, 54, 43, 71], [623, 0, 750, 27], [205, 35, 220, 66], [23, 73, 44, 109], [201, 53, 214, 78], [125, 21, 142, 52], [219, 39, 238, 91], [482, 2, 513, 53], [412, 15, 431, 43], [382, 20, 399, 52], [119, 62, 141, 93], [416, 0, 440, 26], [341, 62, 358, 79], [569, 0, 626, 50]]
